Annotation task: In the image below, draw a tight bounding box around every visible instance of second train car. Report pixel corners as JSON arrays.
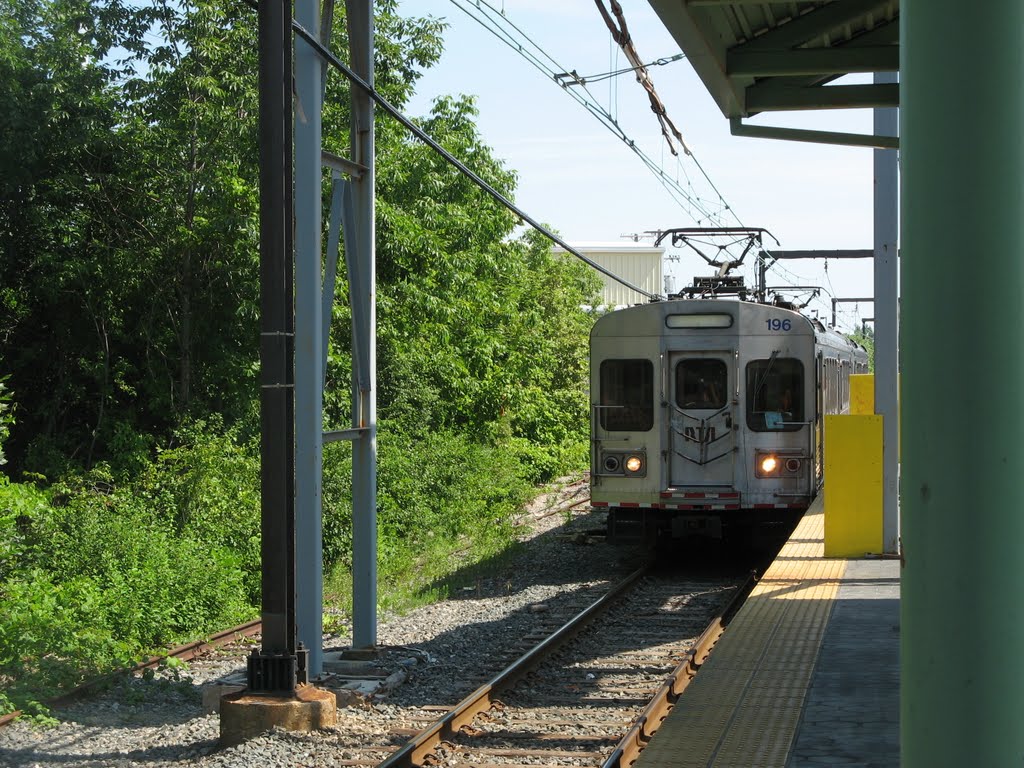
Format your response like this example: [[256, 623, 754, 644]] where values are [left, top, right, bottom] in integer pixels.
[[590, 298, 868, 542]]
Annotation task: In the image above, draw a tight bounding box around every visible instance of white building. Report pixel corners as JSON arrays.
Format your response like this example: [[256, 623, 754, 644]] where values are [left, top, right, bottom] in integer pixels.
[[552, 242, 665, 308]]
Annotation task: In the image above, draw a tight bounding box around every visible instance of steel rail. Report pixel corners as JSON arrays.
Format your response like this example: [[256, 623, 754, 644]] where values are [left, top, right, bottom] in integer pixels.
[[0, 619, 263, 726], [377, 564, 651, 768], [602, 570, 758, 768], [136, 620, 262, 672], [534, 495, 592, 521]]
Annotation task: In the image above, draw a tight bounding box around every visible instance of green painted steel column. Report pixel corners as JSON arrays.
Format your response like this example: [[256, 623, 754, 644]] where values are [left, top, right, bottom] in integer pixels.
[[902, 2, 1024, 765]]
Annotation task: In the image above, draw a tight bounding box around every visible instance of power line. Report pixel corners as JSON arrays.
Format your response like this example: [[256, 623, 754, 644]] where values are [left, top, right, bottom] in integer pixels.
[[441, 1, 835, 303], [595, 0, 689, 157], [444, 0, 737, 228], [284, 15, 662, 301], [458, 2, 863, 305], [555, 53, 685, 87], [443, 0, 841, 299]]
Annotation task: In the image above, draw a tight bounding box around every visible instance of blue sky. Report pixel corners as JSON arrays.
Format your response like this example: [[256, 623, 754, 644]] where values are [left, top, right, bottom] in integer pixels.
[[401, 0, 888, 331]]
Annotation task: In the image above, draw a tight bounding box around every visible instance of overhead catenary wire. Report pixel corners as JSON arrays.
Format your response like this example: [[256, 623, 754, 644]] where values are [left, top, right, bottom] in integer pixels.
[[591, 0, 747, 236], [444, 0, 734, 228], [556, 52, 686, 87], [444, 0, 830, 299], [281, 14, 662, 301], [485, 2, 857, 306], [284, 0, 829, 308], [821, 260, 859, 330]]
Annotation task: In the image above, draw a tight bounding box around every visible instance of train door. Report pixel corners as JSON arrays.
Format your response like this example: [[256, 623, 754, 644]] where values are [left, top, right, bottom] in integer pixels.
[[668, 351, 735, 487], [815, 352, 824, 481]]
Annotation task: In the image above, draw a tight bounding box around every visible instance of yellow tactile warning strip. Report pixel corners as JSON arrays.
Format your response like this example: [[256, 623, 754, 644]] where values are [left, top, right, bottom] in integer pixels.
[[635, 497, 846, 768]]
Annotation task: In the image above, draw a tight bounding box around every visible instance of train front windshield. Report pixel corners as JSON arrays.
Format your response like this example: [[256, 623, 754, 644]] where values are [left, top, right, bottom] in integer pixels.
[[599, 359, 654, 432], [746, 358, 804, 431], [677, 359, 728, 410]]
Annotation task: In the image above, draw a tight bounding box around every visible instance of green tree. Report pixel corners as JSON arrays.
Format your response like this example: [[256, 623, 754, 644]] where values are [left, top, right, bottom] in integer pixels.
[[850, 325, 875, 371], [0, 0, 453, 473], [0, 0, 607, 715], [0, 376, 12, 466], [0, 0, 157, 470]]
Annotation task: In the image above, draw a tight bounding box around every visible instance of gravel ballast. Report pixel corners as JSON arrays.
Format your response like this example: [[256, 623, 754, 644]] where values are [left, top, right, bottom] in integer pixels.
[[1, 478, 652, 768]]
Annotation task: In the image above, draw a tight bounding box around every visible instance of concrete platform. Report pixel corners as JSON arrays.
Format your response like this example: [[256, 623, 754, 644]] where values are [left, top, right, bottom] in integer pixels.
[[635, 496, 899, 767]]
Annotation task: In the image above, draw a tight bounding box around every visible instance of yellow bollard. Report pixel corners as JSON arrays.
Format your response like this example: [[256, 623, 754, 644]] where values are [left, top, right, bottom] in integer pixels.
[[849, 374, 874, 415], [824, 414, 883, 557], [850, 373, 901, 459]]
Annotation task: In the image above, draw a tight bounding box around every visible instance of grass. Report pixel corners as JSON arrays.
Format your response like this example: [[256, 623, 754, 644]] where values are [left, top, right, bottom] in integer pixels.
[[324, 522, 529, 622]]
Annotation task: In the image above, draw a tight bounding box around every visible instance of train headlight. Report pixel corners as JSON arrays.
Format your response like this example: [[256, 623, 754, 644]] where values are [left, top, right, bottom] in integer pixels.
[[600, 451, 646, 477], [756, 453, 804, 478], [756, 453, 780, 477]]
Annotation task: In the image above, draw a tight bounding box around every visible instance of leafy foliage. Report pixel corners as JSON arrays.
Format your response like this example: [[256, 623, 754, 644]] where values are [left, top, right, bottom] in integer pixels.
[[850, 326, 875, 371], [0, 458, 251, 708], [0, 0, 602, 718], [0, 376, 12, 467]]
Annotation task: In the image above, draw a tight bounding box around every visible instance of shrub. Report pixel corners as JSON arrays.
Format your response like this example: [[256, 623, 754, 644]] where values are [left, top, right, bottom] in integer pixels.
[[0, 376, 12, 468], [0, 455, 253, 714]]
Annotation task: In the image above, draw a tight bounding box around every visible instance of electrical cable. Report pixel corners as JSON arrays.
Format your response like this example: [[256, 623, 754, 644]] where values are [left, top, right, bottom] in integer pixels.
[[562, 52, 685, 86], [445, 0, 840, 302], [444, 0, 734, 227], [595, 0, 690, 157], [283, 14, 662, 301]]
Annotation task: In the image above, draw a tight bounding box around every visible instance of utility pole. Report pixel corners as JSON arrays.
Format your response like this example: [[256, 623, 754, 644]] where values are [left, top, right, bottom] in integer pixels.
[[250, 0, 303, 693], [346, 0, 378, 652], [294, 0, 325, 677]]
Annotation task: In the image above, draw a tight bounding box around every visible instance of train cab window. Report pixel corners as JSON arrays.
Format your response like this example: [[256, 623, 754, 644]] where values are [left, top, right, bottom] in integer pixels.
[[746, 358, 804, 432], [599, 359, 654, 432], [676, 359, 727, 410]]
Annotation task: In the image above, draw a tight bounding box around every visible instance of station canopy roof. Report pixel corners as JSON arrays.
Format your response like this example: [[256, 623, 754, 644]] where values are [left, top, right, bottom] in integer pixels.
[[647, 0, 899, 148]]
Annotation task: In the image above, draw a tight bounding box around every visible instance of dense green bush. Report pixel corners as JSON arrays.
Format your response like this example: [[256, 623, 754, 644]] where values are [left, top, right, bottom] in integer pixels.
[[0, 377, 12, 468], [135, 421, 263, 602], [323, 424, 535, 575], [0, 463, 251, 706], [0, 410, 590, 715], [0, 0, 600, 718]]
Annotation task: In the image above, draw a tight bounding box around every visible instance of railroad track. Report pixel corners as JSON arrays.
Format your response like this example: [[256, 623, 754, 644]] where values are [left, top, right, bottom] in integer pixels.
[[0, 620, 263, 728], [2, 485, 756, 768], [0, 486, 597, 734], [376, 566, 754, 768]]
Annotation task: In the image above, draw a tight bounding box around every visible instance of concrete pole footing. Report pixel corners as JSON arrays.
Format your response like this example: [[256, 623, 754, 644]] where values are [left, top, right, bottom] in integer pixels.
[[219, 684, 337, 747]]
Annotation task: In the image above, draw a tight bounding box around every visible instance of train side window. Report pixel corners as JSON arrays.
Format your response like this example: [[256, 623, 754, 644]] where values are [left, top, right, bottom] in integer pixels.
[[676, 359, 727, 410], [746, 358, 804, 432], [599, 359, 654, 432]]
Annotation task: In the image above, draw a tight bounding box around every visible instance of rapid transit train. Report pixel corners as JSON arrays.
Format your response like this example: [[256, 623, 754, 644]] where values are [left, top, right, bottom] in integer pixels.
[[590, 298, 868, 542]]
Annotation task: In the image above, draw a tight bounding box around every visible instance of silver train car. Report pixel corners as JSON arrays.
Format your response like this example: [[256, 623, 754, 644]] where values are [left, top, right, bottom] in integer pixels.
[[590, 299, 869, 542]]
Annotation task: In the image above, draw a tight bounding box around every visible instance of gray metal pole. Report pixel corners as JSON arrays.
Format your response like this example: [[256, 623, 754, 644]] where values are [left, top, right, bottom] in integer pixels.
[[294, 0, 324, 677], [902, 1, 1024, 762], [873, 71, 899, 555], [346, 0, 378, 651]]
